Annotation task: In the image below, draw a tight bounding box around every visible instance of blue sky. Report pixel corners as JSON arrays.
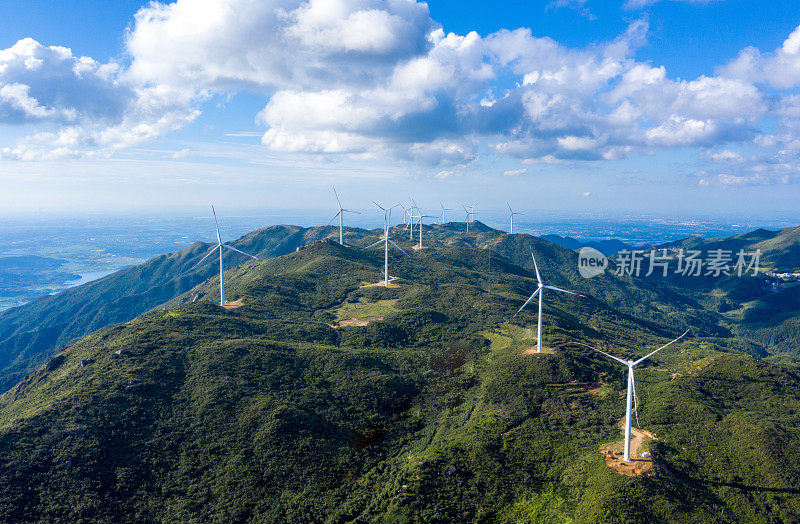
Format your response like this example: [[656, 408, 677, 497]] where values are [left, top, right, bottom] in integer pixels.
[[1, 0, 799, 219]]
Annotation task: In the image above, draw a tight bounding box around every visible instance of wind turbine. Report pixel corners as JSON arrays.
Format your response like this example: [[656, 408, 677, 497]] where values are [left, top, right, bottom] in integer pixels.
[[463, 205, 471, 232], [574, 330, 689, 462], [506, 202, 523, 234], [327, 187, 361, 245], [439, 202, 452, 224], [514, 247, 585, 353], [416, 208, 436, 249], [363, 202, 408, 286], [407, 199, 419, 240], [191, 205, 259, 306], [400, 204, 412, 228]]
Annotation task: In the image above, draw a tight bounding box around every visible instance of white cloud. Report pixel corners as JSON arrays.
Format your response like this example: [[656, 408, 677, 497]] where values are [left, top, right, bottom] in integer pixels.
[[720, 25, 800, 89], [503, 168, 526, 177], [0, 37, 198, 159], [0, 0, 799, 186], [624, 0, 722, 9]]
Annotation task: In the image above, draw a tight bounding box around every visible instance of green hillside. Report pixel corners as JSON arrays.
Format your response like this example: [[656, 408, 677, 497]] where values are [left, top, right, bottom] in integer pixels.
[[0, 242, 797, 522], [662, 225, 800, 272], [0, 225, 375, 391], [2, 220, 798, 397]]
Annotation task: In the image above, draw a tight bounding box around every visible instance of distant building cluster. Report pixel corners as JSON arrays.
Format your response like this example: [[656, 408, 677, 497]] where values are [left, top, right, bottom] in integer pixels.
[[772, 272, 800, 281]]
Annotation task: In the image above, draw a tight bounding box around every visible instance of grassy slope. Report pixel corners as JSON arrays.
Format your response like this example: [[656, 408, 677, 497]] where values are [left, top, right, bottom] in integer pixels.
[[0, 243, 797, 522]]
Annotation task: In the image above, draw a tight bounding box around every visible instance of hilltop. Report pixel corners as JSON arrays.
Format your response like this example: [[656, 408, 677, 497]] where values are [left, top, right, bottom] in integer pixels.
[[0, 242, 797, 522]]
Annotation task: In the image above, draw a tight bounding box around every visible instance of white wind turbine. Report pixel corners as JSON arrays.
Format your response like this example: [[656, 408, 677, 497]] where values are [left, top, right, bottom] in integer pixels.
[[406, 199, 419, 240], [415, 208, 436, 249], [327, 187, 361, 245], [462, 205, 472, 232], [506, 202, 523, 234], [400, 204, 412, 229], [191, 205, 259, 306], [574, 330, 689, 462], [439, 202, 452, 224], [514, 247, 585, 353], [363, 202, 408, 286]]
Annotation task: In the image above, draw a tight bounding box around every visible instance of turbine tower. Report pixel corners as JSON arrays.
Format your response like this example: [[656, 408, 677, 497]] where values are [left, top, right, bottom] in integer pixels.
[[363, 202, 408, 286], [506, 202, 523, 234], [574, 330, 689, 462], [192, 205, 259, 306], [327, 187, 360, 245], [514, 247, 585, 353]]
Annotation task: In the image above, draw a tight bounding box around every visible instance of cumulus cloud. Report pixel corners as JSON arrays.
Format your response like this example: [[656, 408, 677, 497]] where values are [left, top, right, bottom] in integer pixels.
[[0, 37, 198, 159], [1, 0, 799, 184], [720, 25, 800, 89]]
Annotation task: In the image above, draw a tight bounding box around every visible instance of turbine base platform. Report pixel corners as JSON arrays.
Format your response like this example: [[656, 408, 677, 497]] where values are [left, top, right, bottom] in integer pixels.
[[600, 424, 656, 477]]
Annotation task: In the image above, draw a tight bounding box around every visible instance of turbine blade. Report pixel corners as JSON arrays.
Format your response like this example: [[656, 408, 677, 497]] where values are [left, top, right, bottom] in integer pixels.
[[333, 187, 342, 207], [326, 211, 342, 226], [190, 244, 221, 270], [388, 239, 408, 256], [513, 287, 540, 318], [507, 201, 512, 212], [223, 244, 258, 260], [362, 238, 384, 250], [633, 329, 690, 366], [371, 200, 386, 211], [572, 342, 628, 365], [212, 205, 222, 244], [543, 284, 584, 297], [530, 247, 542, 282]]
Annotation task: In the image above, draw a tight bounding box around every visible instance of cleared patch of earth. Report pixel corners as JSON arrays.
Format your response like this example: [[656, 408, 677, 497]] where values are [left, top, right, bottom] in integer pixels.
[[522, 345, 557, 355], [223, 298, 245, 310], [361, 279, 401, 288], [333, 316, 384, 327], [600, 420, 656, 477]]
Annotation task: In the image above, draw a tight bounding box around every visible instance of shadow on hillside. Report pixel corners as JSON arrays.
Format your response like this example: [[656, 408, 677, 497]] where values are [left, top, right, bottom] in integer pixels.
[[655, 455, 800, 496]]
